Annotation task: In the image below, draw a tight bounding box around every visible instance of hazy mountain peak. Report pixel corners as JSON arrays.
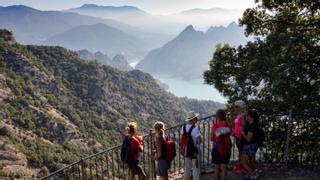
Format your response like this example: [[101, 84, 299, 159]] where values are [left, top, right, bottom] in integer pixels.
[[177, 25, 205, 39], [181, 25, 196, 33], [227, 21, 238, 28], [206, 25, 225, 33], [75, 4, 145, 13], [178, 7, 240, 15], [0, 5, 37, 12], [113, 54, 125, 60]]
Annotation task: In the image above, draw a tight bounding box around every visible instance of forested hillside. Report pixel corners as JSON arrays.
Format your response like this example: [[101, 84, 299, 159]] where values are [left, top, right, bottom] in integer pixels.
[[0, 30, 222, 178]]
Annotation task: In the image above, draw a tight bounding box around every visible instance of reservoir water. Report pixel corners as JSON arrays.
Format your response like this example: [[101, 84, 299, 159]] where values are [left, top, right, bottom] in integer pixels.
[[153, 74, 227, 103], [130, 61, 226, 103]]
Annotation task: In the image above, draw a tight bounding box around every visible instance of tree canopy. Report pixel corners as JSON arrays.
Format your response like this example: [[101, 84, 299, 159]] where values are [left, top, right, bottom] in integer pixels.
[[204, 0, 320, 115]]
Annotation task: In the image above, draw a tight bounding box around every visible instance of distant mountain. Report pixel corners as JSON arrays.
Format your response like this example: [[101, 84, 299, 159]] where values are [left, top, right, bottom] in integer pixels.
[[0, 5, 136, 44], [76, 50, 133, 71], [0, 5, 173, 59], [68, 4, 147, 16], [111, 54, 133, 71], [137, 22, 249, 79], [67, 4, 184, 35], [66, 4, 243, 35], [178, 8, 241, 15], [0, 30, 222, 177], [44, 23, 145, 57], [76, 49, 96, 61], [172, 8, 243, 30]]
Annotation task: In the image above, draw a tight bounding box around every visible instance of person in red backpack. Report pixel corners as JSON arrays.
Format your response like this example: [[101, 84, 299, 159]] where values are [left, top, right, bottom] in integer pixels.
[[211, 109, 232, 180], [125, 122, 146, 180], [154, 121, 170, 180]]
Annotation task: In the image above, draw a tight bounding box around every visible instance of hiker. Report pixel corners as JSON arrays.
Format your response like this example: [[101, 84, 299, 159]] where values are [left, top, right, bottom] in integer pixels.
[[153, 121, 170, 180], [121, 122, 146, 180], [241, 109, 260, 180], [211, 109, 232, 180], [180, 111, 202, 180], [233, 100, 247, 174]]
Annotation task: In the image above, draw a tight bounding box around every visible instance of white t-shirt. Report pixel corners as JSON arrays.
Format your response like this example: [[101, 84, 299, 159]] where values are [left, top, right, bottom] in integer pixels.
[[180, 123, 201, 148]]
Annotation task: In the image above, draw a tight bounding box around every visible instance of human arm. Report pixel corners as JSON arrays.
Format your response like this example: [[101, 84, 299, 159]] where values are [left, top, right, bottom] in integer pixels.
[[211, 125, 216, 142], [154, 136, 162, 160], [241, 129, 254, 143], [194, 127, 202, 144], [197, 136, 202, 144]]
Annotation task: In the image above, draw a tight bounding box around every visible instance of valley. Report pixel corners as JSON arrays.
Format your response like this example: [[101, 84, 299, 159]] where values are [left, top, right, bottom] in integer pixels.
[[0, 30, 222, 177]]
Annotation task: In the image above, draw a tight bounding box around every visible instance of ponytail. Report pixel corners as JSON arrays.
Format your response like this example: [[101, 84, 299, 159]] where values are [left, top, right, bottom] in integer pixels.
[[153, 121, 165, 138], [126, 122, 138, 135]]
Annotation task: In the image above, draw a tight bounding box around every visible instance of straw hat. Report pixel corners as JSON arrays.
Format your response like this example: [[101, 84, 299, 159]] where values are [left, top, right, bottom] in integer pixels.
[[186, 111, 199, 121]]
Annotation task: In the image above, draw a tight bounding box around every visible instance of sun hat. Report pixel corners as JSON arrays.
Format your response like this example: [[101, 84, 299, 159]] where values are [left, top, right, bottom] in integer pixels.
[[234, 100, 246, 109], [186, 111, 199, 121]]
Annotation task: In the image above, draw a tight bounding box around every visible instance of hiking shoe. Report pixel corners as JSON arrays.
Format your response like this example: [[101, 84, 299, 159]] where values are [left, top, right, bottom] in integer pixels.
[[236, 167, 247, 174]]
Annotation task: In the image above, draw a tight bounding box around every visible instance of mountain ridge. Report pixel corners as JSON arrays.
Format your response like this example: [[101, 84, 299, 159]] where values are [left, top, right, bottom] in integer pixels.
[[137, 22, 249, 79], [71, 4, 147, 14], [0, 5, 138, 45], [178, 7, 241, 15], [0, 29, 222, 178], [44, 23, 145, 57]]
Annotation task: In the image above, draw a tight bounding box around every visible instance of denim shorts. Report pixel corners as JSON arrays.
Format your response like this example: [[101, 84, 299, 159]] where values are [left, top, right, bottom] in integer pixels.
[[243, 144, 258, 157]]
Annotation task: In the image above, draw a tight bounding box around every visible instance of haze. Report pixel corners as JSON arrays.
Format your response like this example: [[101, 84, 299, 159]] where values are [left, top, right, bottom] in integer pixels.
[[0, 0, 254, 14]]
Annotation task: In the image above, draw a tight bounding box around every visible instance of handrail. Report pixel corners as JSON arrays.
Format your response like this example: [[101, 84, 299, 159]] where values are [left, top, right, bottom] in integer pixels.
[[40, 115, 216, 179], [40, 114, 320, 179]]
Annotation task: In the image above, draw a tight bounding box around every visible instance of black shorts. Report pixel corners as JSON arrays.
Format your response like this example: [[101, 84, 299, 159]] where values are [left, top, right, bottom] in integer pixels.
[[128, 160, 144, 175], [212, 150, 230, 164]]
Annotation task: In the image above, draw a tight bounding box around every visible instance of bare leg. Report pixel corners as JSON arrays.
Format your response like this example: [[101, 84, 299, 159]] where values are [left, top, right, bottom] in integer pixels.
[[249, 157, 257, 176], [220, 164, 227, 180], [214, 164, 220, 180], [240, 154, 253, 175], [238, 150, 243, 167], [128, 170, 134, 180], [138, 169, 146, 180]]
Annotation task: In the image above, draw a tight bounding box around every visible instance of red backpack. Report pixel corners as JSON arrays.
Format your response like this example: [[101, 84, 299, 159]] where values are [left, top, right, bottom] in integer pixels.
[[160, 135, 176, 161], [179, 125, 197, 157], [214, 123, 232, 156], [165, 139, 176, 161]]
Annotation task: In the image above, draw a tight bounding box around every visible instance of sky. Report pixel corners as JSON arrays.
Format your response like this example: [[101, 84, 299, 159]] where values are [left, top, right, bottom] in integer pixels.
[[0, 0, 255, 14]]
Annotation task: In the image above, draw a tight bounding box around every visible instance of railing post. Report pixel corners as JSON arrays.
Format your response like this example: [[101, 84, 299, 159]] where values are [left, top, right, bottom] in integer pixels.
[[284, 110, 293, 166], [80, 158, 85, 180], [149, 129, 156, 180]]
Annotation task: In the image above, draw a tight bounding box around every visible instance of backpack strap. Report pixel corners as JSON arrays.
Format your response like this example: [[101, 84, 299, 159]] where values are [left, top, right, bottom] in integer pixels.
[[183, 124, 187, 134], [187, 125, 195, 135]]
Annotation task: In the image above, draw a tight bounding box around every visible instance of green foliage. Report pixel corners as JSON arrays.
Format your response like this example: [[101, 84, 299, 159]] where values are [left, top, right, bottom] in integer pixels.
[[204, 0, 320, 115], [0, 29, 221, 177], [204, 0, 320, 164]]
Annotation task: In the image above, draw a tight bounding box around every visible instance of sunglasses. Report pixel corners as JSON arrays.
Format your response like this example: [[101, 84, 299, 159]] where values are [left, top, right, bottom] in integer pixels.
[[235, 105, 240, 108]]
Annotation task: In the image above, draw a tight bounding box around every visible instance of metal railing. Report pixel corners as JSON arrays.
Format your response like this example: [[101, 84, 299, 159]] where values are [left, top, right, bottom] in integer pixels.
[[41, 114, 320, 179]]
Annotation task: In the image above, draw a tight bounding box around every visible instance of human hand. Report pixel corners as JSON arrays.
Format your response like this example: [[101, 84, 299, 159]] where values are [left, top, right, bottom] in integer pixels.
[[154, 154, 159, 160], [241, 129, 245, 136]]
